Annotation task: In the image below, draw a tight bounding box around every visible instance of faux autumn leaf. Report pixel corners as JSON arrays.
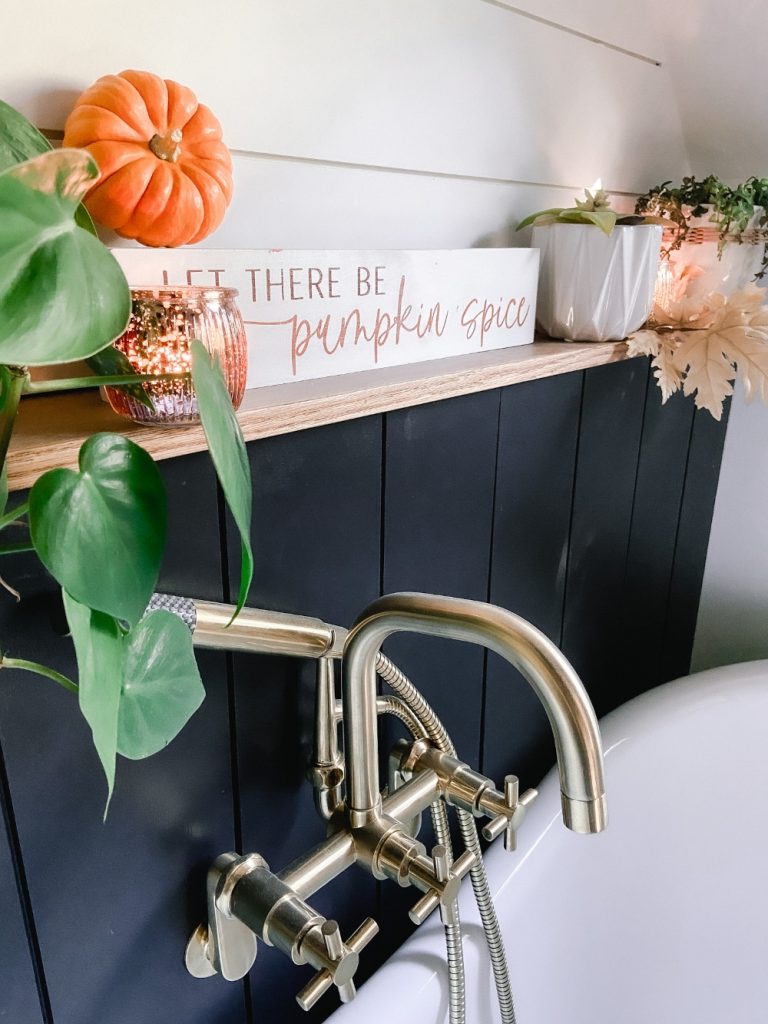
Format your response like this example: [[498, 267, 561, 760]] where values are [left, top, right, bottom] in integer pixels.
[[673, 329, 736, 419], [671, 287, 768, 418], [627, 331, 683, 402], [631, 285, 768, 420]]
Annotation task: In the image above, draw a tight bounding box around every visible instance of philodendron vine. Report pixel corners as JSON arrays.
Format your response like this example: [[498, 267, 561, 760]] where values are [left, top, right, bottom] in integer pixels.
[[0, 101, 253, 812]]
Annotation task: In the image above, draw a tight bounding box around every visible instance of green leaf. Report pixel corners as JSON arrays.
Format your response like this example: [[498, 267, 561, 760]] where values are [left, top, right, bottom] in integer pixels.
[[555, 209, 618, 234], [0, 150, 130, 365], [516, 207, 566, 230], [63, 589, 123, 813], [579, 209, 618, 235], [191, 340, 253, 617], [64, 597, 204, 813], [29, 433, 166, 626], [0, 103, 96, 236], [85, 346, 155, 411], [0, 99, 51, 172], [117, 610, 204, 759], [73, 203, 98, 236]]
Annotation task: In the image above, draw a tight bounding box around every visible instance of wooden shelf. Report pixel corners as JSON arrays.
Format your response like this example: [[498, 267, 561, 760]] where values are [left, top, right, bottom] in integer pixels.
[[8, 339, 630, 491]]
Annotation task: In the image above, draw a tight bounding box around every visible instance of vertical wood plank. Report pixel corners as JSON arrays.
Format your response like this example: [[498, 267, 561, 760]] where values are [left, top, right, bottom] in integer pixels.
[[381, 392, 501, 767], [482, 373, 582, 789], [561, 359, 648, 718], [0, 762, 44, 1024], [227, 417, 382, 1022], [0, 454, 245, 1024], [663, 402, 731, 681], [619, 384, 695, 697], [379, 391, 500, 952]]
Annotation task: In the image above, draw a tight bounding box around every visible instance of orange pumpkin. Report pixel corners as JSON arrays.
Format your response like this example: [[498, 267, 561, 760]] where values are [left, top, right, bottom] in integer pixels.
[[63, 69, 233, 247]]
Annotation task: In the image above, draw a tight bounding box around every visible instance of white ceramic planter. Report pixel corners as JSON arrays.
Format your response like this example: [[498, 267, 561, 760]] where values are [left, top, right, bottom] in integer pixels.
[[532, 223, 663, 341], [666, 205, 765, 305]]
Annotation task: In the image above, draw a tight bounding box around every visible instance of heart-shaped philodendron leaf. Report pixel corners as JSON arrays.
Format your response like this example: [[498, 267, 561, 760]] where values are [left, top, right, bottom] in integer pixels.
[[29, 434, 167, 626], [86, 344, 154, 410], [0, 101, 95, 234], [117, 610, 204, 760], [0, 149, 129, 365], [0, 98, 51, 171], [65, 594, 204, 813], [191, 340, 254, 617], [63, 589, 124, 813]]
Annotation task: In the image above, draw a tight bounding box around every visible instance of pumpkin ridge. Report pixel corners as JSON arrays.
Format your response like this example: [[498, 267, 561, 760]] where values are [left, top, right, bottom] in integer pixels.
[[123, 165, 159, 225], [118, 70, 168, 134], [87, 158, 157, 231], [64, 105, 147, 147], [84, 103, 160, 140], [179, 155, 233, 204], [84, 102, 147, 126], [180, 161, 227, 241], [74, 76, 156, 137], [139, 167, 204, 247], [112, 71, 157, 129], [87, 142, 148, 184], [119, 162, 176, 240]]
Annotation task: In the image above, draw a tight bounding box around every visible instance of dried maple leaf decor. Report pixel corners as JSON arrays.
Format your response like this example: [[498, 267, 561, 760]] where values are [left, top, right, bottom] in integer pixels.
[[628, 285, 768, 420]]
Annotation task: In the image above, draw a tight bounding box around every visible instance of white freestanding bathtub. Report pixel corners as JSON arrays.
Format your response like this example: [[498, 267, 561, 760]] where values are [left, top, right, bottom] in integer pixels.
[[329, 661, 768, 1024]]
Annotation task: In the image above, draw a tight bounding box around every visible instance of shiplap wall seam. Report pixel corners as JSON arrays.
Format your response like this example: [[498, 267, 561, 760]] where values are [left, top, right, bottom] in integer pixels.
[[226, 151, 642, 196], [477, 0, 662, 65], [39, 127, 641, 197]]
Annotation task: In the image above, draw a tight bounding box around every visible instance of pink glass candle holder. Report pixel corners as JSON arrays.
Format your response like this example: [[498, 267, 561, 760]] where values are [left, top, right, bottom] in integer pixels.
[[105, 286, 248, 425]]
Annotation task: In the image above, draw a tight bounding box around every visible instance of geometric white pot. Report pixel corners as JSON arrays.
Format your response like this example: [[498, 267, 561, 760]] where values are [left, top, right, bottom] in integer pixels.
[[533, 223, 663, 341]]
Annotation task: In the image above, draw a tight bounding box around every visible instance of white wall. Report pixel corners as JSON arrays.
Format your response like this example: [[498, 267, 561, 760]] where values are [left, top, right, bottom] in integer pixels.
[[2, 0, 688, 254], [693, 383, 768, 671], [648, 0, 768, 184], [652, 1, 768, 670]]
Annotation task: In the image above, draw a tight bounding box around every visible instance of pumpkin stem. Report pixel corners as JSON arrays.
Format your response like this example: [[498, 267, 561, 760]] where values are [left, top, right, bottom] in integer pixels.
[[149, 129, 183, 163]]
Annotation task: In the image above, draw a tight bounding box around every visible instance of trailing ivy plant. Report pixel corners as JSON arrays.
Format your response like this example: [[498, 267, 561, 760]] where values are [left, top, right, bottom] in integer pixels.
[[0, 102, 254, 813], [635, 174, 768, 278]]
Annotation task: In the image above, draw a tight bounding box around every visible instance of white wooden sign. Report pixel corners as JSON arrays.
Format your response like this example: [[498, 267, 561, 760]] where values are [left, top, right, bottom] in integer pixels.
[[112, 249, 539, 390]]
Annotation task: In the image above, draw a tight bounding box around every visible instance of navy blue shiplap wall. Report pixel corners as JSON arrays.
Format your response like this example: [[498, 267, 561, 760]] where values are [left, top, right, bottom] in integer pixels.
[[0, 360, 728, 1024]]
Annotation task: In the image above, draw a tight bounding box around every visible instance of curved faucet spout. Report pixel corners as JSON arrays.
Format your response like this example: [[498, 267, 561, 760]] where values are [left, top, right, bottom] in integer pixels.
[[342, 592, 606, 834]]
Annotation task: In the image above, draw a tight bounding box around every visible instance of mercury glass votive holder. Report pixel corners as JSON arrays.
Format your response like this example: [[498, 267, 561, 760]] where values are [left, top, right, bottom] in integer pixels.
[[105, 286, 248, 425]]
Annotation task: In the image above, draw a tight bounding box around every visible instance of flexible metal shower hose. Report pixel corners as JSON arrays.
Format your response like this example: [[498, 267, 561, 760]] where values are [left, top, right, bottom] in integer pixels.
[[376, 653, 517, 1024], [377, 696, 466, 1024]]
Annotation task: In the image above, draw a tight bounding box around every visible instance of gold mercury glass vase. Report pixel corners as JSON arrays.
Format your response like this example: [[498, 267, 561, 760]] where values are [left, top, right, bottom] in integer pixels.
[[105, 285, 248, 425]]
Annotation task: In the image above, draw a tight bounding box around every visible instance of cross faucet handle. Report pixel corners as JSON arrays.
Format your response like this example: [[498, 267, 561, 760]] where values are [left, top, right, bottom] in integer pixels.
[[481, 774, 538, 851], [296, 917, 379, 1012], [408, 846, 475, 926]]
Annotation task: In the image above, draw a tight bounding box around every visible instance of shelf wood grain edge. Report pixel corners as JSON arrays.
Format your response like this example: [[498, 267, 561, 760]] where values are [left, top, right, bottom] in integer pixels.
[[8, 340, 630, 491]]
